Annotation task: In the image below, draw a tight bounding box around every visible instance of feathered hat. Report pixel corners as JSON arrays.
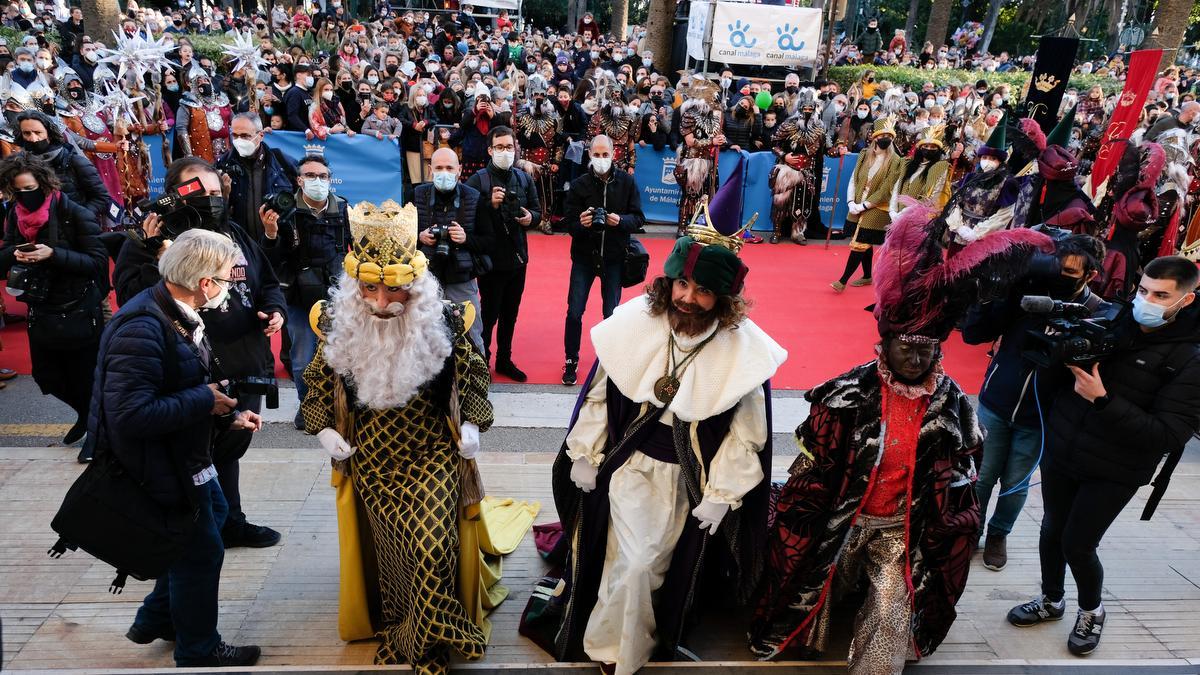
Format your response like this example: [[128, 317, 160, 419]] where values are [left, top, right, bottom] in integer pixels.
[[664, 155, 754, 296], [1017, 116, 1046, 153], [343, 200, 429, 287], [915, 122, 946, 149], [1112, 142, 1166, 232], [870, 114, 897, 139], [873, 198, 1055, 342]]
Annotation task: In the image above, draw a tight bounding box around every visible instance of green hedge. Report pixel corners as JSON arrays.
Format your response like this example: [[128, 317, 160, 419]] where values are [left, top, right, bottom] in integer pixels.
[[827, 65, 1122, 97]]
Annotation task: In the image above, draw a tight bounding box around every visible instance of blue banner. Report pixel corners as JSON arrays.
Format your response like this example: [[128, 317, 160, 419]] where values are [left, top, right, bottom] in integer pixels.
[[633, 147, 749, 225], [144, 133, 168, 198], [744, 150, 776, 233], [819, 152, 857, 233], [263, 131, 404, 204]]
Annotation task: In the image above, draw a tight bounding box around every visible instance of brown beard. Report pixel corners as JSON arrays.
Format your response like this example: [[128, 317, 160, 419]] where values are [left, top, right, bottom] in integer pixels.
[[668, 302, 717, 337]]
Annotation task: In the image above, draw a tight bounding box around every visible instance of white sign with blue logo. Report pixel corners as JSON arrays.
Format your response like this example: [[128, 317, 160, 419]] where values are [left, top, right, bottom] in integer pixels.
[[692, 2, 822, 67]]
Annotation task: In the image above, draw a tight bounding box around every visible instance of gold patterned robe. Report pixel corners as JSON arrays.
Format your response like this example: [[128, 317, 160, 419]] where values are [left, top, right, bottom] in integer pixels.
[[301, 301, 497, 674]]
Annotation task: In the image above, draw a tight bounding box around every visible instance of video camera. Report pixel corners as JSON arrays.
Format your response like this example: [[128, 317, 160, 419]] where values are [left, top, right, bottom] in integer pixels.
[[1020, 295, 1130, 368], [135, 177, 208, 238]]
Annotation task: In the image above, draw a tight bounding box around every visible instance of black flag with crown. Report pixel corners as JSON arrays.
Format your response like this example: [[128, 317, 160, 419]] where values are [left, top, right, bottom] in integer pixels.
[[1022, 36, 1079, 133]]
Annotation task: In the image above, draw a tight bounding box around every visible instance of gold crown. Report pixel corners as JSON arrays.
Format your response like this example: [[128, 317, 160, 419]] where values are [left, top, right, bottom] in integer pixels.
[[684, 195, 757, 254], [344, 200, 428, 286], [915, 122, 946, 149], [1033, 73, 1060, 93], [870, 114, 897, 138]]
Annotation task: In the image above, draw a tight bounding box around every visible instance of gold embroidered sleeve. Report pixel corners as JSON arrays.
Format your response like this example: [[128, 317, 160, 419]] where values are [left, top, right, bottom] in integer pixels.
[[300, 340, 337, 435], [454, 334, 494, 432]]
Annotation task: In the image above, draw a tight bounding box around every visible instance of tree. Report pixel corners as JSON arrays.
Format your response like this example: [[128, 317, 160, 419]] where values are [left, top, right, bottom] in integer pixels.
[[903, 0, 922, 50], [611, 0, 629, 40], [978, 0, 1005, 55], [925, 0, 953, 48], [82, 0, 121, 37], [644, 0, 676, 74], [1144, 0, 1192, 71]]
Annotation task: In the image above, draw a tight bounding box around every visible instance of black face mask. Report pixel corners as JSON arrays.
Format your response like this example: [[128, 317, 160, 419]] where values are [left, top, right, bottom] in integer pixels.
[[919, 147, 941, 161], [40, 101, 55, 115], [1050, 273, 1085, 300], [650, 95, 662, 106], [786, 85, 798, 94], [386, 64, 399, 76], [875, 137, 892, 149], [67, 87, 84, 100], [184, 195, 227, 230], [3, 110, 16, 126], [198, 83, 213, 96], [20, 137, 51, 153], [14, 187, 44, 210]]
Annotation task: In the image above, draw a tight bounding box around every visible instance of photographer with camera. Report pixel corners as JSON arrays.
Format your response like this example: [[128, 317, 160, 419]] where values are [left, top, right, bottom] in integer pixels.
[[962, 233, 1106, 572], [466, 125, 541, 382], [415, 147, 488, 351], [1006, 255, 1200, 656], [215, 113, 298, 244], [260, 154, 348, 418], [560, 134, 643, 386], [0, 153, 107, 451], [114, 157, 286, 550], [93, 229, 261, 667]]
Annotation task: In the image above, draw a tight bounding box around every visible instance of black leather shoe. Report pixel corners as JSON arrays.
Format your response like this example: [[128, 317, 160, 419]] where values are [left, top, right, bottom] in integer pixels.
[[191, 641, 261, 667], [125, 623, 176, 644], [495, 360, 528, 383], [222, 522, 282, 549]]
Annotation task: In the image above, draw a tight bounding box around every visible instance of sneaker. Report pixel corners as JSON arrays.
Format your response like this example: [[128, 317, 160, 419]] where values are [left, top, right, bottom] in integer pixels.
[[983, 533, 1007, 571], [63, 417, 87, 445], [830, 281, 846, 293], [849, 277, 873, 287], [222, 521, 282, 549], [196, 641, 262, 667], [1067, 607, 1105, 656], [562, 359, 578, 386], [1007, 595, 1066, 627], [293, 410, 304, 431], [495, 360, 528, 383], [125, 623, 176, 644]]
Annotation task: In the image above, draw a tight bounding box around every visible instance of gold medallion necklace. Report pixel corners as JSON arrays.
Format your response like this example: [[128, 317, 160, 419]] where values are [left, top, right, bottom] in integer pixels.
[[654, 328, 719, 406]]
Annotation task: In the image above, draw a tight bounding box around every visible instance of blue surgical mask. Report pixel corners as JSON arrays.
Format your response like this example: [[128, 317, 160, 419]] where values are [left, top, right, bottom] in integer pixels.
[[1132, 293, 1188, 328], [17, 61, 34, 73], [432, 170, 457, 191]]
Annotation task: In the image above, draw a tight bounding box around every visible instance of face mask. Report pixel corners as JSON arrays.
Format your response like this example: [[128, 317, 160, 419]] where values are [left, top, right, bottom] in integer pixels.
[[36, 58, 51, 69], [643, 58, 652, 67], [491, 149, 514, 169], [232, 138, 258, 157], [589, 50, 599, 60], [21, 138, 51, 153], [431, 170, 458, 191], [305, 76, 315, 88], [480, 65, 490, 74], [367, 75, 379, 85], [980, 158, 1000, 172], [720, 77, 731, 89], [856, 110, 868, 119], [321, 90, 333, 101], [590, 156, 611, 174], [186, 195, 227, 229], [875, 136, 892, 149], [416, 95, 428, 107], [923, 99, 934, 109], [303, 178, 330, 202], [936, 95, 948, 106], [1133, 293, 1188, 328], [583, 16, 592, 23], [427, 62, 440, 73], [67, 87, 84, 100], [199, 83, 213, 96], [263, 105, 274, 114], [202, 279, 229, 309], [834, 103, 845, 112], [386, 64, 399, 76], [17, 61, 33, 73], [14, 187, 44, 210]]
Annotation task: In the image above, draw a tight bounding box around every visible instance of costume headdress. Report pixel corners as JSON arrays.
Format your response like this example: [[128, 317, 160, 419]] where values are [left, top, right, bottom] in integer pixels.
[[1044, 103, 1075, 148], [870, 114, 897, 139], [343, 200, 429, 287], [915, 122, 946, 149], [187, 60, 210, 83], [1111, 142, 1165, 232], [664, 155, 754, 296], [977, 111, 1008, 160], [873, 198, 1054, 342], [221, 30, 267, 74]]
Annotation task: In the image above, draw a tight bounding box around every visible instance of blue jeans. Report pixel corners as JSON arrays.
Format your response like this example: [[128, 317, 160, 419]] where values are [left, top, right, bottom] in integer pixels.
[[286, 304, 319, 403], [564, 259, 623, 361], [132, 480, 228, 666], [975, 403, 1042, 537]]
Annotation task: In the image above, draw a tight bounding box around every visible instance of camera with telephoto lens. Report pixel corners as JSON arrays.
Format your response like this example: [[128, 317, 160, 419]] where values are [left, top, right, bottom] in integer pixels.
[[427, 225, 452, 259], [224, 376, 280, 410], [262, 191, 297, 222], [5, 263, 50, 304], [1020, 295, 1130, 368]]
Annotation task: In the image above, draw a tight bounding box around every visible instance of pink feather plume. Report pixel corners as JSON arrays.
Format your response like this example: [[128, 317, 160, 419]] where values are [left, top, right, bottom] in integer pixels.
[[1019, 118, 1046, 153], [1137, 142, 1166, 190], [873, 197, 938, 321]]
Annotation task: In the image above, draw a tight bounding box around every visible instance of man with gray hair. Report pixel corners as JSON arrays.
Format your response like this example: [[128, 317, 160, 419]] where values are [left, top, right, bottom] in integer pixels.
[[215, 111, 297, 242], [91, 228, 263, 667], [560, 134, 645, 385]]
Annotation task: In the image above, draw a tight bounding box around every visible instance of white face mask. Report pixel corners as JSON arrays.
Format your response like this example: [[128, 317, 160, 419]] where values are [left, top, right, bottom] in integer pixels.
[[232, 138, 258, 157], [303, 178, 330, 201], [36, 58, 51, 69], [591, 155, 611, 174], [321, 90, 334, 101], [202, 279, 229, 309], [416, 95, 428, 107], [367, 75, 378, 85], [980, 158, 1000, 172], [491, 149, 514, 169]]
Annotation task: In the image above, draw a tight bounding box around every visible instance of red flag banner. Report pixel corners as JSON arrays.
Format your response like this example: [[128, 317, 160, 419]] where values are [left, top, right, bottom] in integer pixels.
[[1089, 48, 1162, 198]]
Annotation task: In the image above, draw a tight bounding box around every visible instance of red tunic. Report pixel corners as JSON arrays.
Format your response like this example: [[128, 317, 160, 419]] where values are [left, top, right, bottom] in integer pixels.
[[862, 383, 929, 517]]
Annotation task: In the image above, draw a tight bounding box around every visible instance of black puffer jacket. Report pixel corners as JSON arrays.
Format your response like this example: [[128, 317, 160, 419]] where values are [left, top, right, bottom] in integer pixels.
[[88, 283, 217, 508], [1045, 304, 1200, 487], [414, 182, 490, 286], [563, 168, 644, 265], [37, 144, 111, 221], [0, 192, 107, 307]]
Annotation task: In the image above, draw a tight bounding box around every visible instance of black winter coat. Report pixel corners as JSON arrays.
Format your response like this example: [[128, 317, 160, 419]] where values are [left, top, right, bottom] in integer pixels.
[[1045, 305, 1200, 487], [414, 182, 490, 285], [89, 283, 217, 508], [0, 192, 107, 307], [39, 144, 111, 221], [465, 164, 541, 272], [563, 169, 644, 265]]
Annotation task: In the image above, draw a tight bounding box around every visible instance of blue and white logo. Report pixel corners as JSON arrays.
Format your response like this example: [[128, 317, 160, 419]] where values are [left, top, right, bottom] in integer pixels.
[[776, 24, 807, 52], [727, 19, 758, 49]]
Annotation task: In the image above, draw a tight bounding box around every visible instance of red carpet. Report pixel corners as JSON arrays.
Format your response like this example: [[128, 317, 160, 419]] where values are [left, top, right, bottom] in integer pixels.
[[0, 235, 994, 392]]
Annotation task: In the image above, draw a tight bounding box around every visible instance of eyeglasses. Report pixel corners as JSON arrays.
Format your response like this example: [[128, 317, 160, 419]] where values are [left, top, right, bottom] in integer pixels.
[[210, 276, 232, 288], [301, 172, 331, 180]]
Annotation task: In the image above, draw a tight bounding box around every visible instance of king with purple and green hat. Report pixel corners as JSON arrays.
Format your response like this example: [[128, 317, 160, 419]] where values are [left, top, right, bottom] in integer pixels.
[[519, 156, 787, 675]]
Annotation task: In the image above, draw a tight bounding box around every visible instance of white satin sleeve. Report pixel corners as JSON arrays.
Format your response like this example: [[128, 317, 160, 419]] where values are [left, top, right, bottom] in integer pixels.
[[565, 364, 610, 467], [702, 386, 768, 509]]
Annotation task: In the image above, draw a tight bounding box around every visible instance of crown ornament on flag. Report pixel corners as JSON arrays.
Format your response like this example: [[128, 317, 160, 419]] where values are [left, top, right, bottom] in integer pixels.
[[344, 200, 428, 286], [1033, 73, 1060, 92]]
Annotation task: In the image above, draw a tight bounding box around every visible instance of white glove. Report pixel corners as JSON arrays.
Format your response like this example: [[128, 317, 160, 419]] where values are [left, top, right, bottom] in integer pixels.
[[691, 498, 731, 534], [317, 428, 355, 461], [458, 422, 481, 460], [848, 202, 865, 216], [569, 456, 599, 493]]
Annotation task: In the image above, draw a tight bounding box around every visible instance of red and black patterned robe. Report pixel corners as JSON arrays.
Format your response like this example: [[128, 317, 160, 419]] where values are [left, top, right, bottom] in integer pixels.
[[749, 361, 981, 659]]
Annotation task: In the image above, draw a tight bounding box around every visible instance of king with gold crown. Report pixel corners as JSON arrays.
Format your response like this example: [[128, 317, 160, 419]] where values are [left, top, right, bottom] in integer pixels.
[[299, 199, 505, 673], [520, 156, 787, 674]]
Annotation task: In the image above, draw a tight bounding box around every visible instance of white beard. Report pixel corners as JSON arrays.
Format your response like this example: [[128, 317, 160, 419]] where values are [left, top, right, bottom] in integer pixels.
[[322, 272, 453, 410]]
